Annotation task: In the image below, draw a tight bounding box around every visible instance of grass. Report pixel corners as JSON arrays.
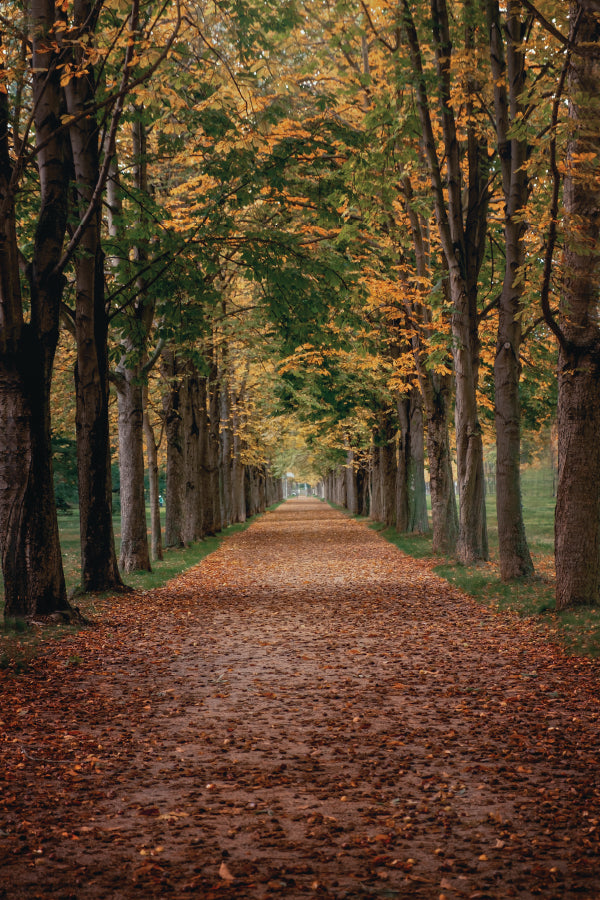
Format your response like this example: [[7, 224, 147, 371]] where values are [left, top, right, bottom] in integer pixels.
[[0, 506, 275, 671]]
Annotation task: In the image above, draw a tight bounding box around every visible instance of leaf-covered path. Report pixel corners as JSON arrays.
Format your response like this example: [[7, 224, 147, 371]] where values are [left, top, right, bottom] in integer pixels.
[[2, 498, 600, 899]]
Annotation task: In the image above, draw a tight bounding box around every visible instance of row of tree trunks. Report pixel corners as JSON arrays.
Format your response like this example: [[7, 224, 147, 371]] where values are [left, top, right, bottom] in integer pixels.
[[323, 397, 429, 537], [161, 353, 281, 549]]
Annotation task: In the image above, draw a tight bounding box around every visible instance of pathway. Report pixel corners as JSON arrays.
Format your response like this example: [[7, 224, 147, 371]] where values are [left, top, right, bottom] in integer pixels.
[[1, 498, 600, 898]]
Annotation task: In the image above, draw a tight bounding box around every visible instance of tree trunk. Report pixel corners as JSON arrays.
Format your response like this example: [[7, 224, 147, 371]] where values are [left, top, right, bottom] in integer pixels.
[[369, 443, 382, 521], [397, 391, 429, 534], [408, 391, 428, 532], [197, 374, 213, 537], [0, 345, 68, 619], [396, 399, 410, 533], [112, 115, 156, 573], [231, 389, 246, 523], [0, 13, 71, 619], [425, 376, 458, 555], [337, 467, 348, 508], [346, 449, 359, 514], [403, 0, 488, 563], [64, 14, 124, 593], [182, 368, 204, 544], [554, 1, 600, 609], [220, 377, 233, 528], [357, 463, 369, 516], [206, 365, 222, 534], [74, 295, 124, 590], [244, 468, 255, 517], [116, 368, 151, 573], [452, 268, 488, 564], [380, 414, 397, 527], [258, 466, 267, 513], [143, 400, 163, 562], [162, 350, 185, 547], [487, 0, 534, 580], [447, 0, 489, 564]]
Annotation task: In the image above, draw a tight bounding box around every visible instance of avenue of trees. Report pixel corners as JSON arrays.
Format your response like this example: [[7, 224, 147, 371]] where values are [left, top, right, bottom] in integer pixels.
[[0, 0, 599, 621]]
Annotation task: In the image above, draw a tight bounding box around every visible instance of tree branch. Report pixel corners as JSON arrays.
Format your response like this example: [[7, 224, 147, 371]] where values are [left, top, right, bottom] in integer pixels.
[[539, 8, 582, 353], [360, 1, 397, 53], [52, 0, 182, 278], [520, 0, 569, 46]]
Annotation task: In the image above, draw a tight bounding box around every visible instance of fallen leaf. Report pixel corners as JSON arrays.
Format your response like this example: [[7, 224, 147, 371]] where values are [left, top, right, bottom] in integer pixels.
[[219, 861, 235, 882]]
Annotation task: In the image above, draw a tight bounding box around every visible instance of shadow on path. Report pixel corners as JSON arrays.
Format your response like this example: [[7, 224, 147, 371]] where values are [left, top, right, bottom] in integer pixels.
[[1, 498, 600, 898]]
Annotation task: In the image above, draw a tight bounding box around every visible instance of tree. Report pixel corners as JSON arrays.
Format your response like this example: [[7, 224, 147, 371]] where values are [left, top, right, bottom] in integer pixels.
[[143, 382, 164, 562], [161, 349, 186, 546], [543, 0, 600, 608], [486, 0, 534, 580], [397, 388, 428, 534], [401, 0, 489, 564], [0, 0, 180, 616], [111, 115, 155, 575], [64, 0, 134, 594], [0, 5, 72, 619]]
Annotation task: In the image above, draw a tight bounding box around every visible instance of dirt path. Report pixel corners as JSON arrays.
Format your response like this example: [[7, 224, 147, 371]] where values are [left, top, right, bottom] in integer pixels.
[[2, 498, 600, 899]]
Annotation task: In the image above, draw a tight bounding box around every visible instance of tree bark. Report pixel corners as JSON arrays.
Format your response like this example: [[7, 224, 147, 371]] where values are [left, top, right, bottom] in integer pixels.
[[554, 1, 600, 609], [396, 400, 410, 534], [231, 387, 247, 523], [487, 0, 534, 580], [397, 389, 428, 534], [244, 468, 256, 517], [197, 373, 214, 536], [112, 115, 155, 573], [400, 172, 456, 550], [402, 0, 488, 563], [64, 1, 125, 593], [379, 413, 397, 527], [408, 391, 428, 532], [0, 11, 71, 619], [357, 462, 369, 516], [143, 398, 163, 561], [369, 442, 382, 521], [452, 268, 488, 564], [116, 367, 151, 573], [220, 377, 233, 528], [182, 367, 204, 544], [206, 363, 222, 535], [345, 449, 359, 515], [161, 350, 185, 547], [425, 376, 458, 555]]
